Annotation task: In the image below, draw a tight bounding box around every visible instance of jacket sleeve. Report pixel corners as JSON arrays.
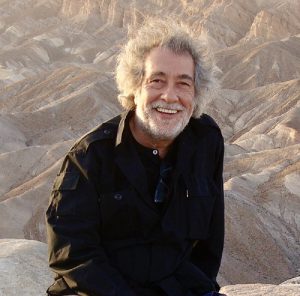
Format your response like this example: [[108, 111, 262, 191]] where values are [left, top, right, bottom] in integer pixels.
[[46, 149, 136, 296], [190, 132, 225, 291]]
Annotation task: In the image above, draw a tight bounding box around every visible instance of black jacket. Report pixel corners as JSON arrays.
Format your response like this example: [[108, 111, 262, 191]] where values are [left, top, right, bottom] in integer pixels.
[[46, 111, 224, 296]]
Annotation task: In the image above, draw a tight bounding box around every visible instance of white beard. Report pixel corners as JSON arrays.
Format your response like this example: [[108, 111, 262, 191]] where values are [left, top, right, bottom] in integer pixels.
[[135, 101, 193, 141]]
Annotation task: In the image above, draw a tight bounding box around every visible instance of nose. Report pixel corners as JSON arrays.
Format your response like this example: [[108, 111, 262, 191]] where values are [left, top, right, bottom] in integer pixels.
[[160, 85, 179, 103]]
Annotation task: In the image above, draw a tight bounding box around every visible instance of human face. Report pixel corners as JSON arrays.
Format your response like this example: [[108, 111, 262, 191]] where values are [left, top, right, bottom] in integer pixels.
[[134, 47, 195, 143]]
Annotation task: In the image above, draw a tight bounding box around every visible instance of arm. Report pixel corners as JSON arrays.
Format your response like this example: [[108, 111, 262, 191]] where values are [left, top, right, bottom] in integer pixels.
[[46, 150, 136, 296], [190, 133, 225, 291]]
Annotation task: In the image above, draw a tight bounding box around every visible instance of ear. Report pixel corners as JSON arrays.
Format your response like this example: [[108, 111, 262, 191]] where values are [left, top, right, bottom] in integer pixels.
[[133, 88, 141, 105], [133, 94, 137, 105]]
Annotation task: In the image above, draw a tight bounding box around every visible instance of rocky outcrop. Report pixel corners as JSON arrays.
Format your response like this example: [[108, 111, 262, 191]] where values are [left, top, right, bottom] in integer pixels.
[[0, 239, 52, 296], [220, 279, 300, 296]]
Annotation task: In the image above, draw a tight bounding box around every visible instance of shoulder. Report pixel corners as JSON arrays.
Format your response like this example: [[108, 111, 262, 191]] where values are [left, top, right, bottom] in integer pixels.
[[70, 114, 121, 154], [190, 113, 222, 136], [189, 114, 224, 157]]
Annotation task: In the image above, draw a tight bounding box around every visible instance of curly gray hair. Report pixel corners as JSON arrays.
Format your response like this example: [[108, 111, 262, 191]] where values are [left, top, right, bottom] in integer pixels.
[[115, 17, 217, 117]]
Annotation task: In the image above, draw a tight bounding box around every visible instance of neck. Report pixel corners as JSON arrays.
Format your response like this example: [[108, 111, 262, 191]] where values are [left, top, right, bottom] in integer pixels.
[[129, 116, 173, 159]]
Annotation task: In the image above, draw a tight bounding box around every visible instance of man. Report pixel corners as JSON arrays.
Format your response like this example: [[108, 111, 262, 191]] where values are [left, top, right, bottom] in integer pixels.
[[46, 18, 225, 296]]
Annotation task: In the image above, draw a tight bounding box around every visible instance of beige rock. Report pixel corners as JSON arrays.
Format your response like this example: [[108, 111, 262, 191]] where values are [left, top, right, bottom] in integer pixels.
[[0, 239, 52, 296], [220, 280, 300, 296]]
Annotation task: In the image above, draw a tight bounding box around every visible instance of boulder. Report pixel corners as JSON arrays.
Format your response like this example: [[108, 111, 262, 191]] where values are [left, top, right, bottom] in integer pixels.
[[0, 239, 52, 296], [220, 279, 300, 295]]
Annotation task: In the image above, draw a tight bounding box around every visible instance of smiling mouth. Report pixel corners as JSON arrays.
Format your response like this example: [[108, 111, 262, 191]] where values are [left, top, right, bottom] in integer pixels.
[[156, 107, 179, 114]]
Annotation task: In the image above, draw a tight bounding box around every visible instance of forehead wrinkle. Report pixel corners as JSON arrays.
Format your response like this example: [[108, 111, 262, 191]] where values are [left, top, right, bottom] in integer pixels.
[[144, 47, 195, 80]]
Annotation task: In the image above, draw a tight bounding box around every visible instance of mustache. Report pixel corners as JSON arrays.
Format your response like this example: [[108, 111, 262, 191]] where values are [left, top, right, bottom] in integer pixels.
[[149, 101, 185, 111]]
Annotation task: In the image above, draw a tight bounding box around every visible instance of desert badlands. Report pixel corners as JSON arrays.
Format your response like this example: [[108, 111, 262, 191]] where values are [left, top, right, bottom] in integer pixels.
[[0, 0, 299, 295]]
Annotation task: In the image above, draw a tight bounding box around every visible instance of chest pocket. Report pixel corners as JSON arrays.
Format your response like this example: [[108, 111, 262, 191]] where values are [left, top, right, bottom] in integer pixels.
[[99, 187, 143, 240], [185, 176, 217, 240], [51, 171, 98, 217]]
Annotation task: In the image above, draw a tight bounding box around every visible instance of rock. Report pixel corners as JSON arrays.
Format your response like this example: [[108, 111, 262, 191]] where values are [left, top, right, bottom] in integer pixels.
[[281, 277, 300, 285], [220, 278, 300, 295], [0, 239, 52, 296]]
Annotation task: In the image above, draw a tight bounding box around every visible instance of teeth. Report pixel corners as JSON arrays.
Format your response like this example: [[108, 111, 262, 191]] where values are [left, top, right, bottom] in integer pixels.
[[156, 107, 178, 114]]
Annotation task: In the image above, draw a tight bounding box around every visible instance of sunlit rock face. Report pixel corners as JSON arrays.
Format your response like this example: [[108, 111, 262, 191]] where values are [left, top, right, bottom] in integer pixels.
[[0, 239, 52, 295], [220, 277, 300, 296], [0, 0, 299, 289]]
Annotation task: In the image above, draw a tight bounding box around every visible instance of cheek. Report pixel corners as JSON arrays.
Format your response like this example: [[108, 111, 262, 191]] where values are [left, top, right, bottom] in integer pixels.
[[143, 90, 158, 105], [182, 95, 195, 110]]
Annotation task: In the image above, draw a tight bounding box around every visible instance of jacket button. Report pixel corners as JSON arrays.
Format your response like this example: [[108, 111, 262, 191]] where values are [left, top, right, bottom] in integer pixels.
[[114, 193, 122, 200], [104, 129, 111, 135]]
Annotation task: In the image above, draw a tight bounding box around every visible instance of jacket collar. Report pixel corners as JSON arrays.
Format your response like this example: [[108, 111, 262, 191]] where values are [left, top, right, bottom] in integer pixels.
[[113, 110, 198, 210], [174, 122, 198, 178], [115, 110, 128, 147], [114, 110, 155, 210]]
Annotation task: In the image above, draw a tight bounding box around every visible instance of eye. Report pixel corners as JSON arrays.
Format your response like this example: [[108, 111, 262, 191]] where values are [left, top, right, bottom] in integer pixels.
[[147, 79, 165, 88], [178, 81, 191, 87], [150, 79, 163, 84]]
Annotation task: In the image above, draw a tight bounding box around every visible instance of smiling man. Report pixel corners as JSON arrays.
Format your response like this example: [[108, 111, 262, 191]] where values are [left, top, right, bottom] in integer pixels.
[[131, 46, 195, 158], [46, 18, 225, 296]]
